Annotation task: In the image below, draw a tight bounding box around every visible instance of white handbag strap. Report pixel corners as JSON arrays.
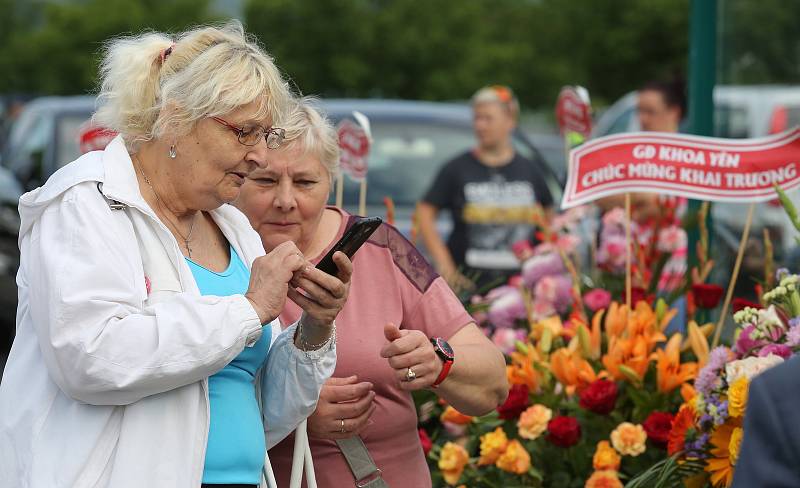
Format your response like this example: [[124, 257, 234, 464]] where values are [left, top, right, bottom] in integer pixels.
[[262, 420, 317, 488]]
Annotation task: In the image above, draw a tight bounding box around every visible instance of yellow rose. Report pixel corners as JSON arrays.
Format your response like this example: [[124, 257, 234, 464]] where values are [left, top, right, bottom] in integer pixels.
[[727, 377, 749, 418], [585, 470, 624, 488], [438, 442, 469, 486], [478, 427, 509, 465], [495, 439, 531, 475], [729, 427, 744, 466], [610, 422, 647, 456], [517, 404, 552, 440], [592, 440, 621, 471]]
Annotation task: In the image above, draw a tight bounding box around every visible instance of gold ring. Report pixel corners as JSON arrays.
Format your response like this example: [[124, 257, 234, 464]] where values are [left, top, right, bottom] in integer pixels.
[[405, 367, 417, 382]]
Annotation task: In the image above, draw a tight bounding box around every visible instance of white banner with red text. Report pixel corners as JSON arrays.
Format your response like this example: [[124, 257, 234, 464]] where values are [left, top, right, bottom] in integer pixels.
[[561, 128, 800, 209]]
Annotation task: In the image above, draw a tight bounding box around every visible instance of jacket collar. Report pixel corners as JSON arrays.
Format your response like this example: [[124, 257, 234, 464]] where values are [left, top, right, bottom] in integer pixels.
[[99, 135, 151, 211]]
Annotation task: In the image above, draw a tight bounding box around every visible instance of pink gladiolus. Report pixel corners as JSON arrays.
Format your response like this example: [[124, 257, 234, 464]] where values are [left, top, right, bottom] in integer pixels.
[[583, 288, 612, 312], [492, 328, 528, 354], [657, 225, 687, 254], [597, 234, 627, 272]]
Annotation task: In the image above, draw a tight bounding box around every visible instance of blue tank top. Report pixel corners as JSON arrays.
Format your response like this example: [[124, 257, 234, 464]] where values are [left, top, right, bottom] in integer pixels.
[[186, 246, 271, 485]]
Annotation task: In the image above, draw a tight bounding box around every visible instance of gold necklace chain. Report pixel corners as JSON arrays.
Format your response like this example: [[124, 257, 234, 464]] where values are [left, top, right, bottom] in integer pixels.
[[133, 155, 199, 258]]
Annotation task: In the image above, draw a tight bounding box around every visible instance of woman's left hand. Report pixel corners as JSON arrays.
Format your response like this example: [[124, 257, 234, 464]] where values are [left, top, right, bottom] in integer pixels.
[[289, 251, 352, 331], [380, 322, 442, 391]]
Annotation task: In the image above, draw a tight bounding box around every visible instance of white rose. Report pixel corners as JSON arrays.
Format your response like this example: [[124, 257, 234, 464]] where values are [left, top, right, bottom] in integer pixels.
[[725, 354, 784, 383]]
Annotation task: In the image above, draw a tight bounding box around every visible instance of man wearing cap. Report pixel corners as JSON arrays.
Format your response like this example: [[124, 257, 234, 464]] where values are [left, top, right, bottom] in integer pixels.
[[418, 85, 553, 291]]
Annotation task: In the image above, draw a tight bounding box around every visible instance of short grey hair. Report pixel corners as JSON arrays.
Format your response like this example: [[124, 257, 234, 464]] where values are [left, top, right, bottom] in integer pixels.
[[94, 20, 292, 151], [281, 97, 340, 185]]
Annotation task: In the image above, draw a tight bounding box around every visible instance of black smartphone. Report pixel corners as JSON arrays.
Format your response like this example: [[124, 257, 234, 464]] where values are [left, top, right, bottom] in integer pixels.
[[316, 217, 382, 275]]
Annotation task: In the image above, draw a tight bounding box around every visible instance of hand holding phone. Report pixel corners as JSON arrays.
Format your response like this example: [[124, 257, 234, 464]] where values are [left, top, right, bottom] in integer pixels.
[[316, 217, 382, 275]]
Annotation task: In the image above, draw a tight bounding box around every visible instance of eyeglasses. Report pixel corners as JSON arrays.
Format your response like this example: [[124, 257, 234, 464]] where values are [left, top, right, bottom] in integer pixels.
[[211, 116, 286, 149]]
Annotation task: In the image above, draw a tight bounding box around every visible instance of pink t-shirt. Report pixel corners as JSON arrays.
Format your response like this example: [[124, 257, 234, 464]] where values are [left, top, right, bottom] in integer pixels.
[[269, 208, 473, 488]]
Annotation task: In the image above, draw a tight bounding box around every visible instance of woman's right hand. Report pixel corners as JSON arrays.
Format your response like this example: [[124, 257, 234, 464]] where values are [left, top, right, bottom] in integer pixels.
[[307, 376, 376, 440], [245, 241, 309, 324]]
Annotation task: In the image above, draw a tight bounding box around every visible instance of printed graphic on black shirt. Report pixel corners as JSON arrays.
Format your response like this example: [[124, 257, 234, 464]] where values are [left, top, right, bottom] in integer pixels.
[[422, 151, 553, 281], [462, 173, 536, 269]]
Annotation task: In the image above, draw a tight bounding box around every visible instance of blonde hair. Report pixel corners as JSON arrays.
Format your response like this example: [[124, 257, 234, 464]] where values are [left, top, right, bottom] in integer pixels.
[[94, 21, 291, 151], [471, 85, 520, 120], [281, 97, 340, 185]]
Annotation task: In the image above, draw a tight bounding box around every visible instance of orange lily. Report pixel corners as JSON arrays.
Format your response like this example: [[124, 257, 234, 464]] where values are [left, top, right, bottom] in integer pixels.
[[507, 344, 541, 392], [605, 302, 629, 338], [627, 301, 670, 339], [602, 334, 653, 383], [602, 300, 670, 383], [681, 321, 711, 367], [530, 316, 564, 341], [550, 348, 597, 394], [589, 309, 603, 359], [656, 334, 698, 393]]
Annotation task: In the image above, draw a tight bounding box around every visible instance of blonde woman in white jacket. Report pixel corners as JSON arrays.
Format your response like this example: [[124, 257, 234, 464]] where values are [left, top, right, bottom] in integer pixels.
[[0, 22, 350, 488]]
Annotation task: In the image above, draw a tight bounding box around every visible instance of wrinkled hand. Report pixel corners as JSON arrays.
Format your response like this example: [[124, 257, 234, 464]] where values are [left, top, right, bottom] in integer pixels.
[[245, 241, 308, 324], [290, 251, 352, 333], [307, 376, 376, 440], [380, 323, 442, 391]]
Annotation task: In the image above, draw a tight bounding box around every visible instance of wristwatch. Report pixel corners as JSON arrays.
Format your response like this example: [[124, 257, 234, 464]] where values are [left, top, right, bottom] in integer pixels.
[[430, 337, 455, 388]]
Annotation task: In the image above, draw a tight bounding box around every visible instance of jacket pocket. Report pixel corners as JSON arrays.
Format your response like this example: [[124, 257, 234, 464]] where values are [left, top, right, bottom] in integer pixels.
[[71, 407, 122, 488]]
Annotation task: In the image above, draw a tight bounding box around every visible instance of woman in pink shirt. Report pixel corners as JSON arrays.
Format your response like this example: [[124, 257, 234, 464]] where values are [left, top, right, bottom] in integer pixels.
[[236, 99, 509, 487]]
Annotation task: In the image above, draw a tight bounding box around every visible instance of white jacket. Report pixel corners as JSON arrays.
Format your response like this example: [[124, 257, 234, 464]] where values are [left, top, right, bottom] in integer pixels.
[[0, 136, 335, 488]]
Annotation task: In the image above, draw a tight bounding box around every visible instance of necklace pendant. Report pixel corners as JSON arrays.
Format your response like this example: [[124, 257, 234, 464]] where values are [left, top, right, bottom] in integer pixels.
[[185, 241, 192, 259]]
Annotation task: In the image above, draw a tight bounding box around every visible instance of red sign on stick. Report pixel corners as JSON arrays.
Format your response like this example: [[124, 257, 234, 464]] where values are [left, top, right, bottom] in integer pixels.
[[337, 119, 370, 181], [555, 86, 592, 138], [561, 128, 800, 209]]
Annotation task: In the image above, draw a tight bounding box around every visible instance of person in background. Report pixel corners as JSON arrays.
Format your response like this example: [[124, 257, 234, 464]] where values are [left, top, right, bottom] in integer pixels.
[[235, 99, 508, 488], [597, 78, 688, 332], [0, 22, 350, 488], [597, 78, 687, 220], [732, 355, 800, 486], [417, 85, 554, 292]]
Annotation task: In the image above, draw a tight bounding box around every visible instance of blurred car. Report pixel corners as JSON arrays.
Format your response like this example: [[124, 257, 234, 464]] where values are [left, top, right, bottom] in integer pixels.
[[593, 85, 800, 280], [1, 95, 96, 191], [320, 98, 564, 244], [0, 167, 23, 353]]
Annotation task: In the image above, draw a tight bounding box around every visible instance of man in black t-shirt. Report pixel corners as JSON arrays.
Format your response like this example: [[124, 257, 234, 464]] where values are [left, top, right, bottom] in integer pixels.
[[417, 85, 553, 291]]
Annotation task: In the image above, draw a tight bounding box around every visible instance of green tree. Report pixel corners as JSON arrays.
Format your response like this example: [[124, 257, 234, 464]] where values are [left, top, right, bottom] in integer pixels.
[[245, 0, 691, 109], [0, 0, 220, 95]]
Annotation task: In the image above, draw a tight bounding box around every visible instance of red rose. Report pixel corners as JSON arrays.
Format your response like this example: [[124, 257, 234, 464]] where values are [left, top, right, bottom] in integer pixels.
[[630, 286, 652, 306], [578, 379, 618, 415], [547, 416, 581, 447], [643, 411, 674, 448], [418, 428, 432, 456], [732, 297, 762, 313], [497, 384, 530, 420], [692, 283, 725, 309]]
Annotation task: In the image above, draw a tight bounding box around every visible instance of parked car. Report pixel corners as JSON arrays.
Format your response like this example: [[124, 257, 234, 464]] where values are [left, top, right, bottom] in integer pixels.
[[0, 167, 22, 353], [321, 98, 564, 241], [593, 85, 800, 281], [1, 95, 96, 191]]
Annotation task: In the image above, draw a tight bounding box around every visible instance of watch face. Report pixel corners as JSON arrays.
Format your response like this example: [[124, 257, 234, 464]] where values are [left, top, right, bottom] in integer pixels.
[[436, 338, 455, 359]]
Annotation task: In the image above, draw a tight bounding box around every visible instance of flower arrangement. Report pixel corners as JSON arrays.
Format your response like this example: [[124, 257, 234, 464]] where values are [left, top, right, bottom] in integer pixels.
[[627, 269, 800, 488], [419, 197, 767, 487], [420, 297, 709, 487]]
